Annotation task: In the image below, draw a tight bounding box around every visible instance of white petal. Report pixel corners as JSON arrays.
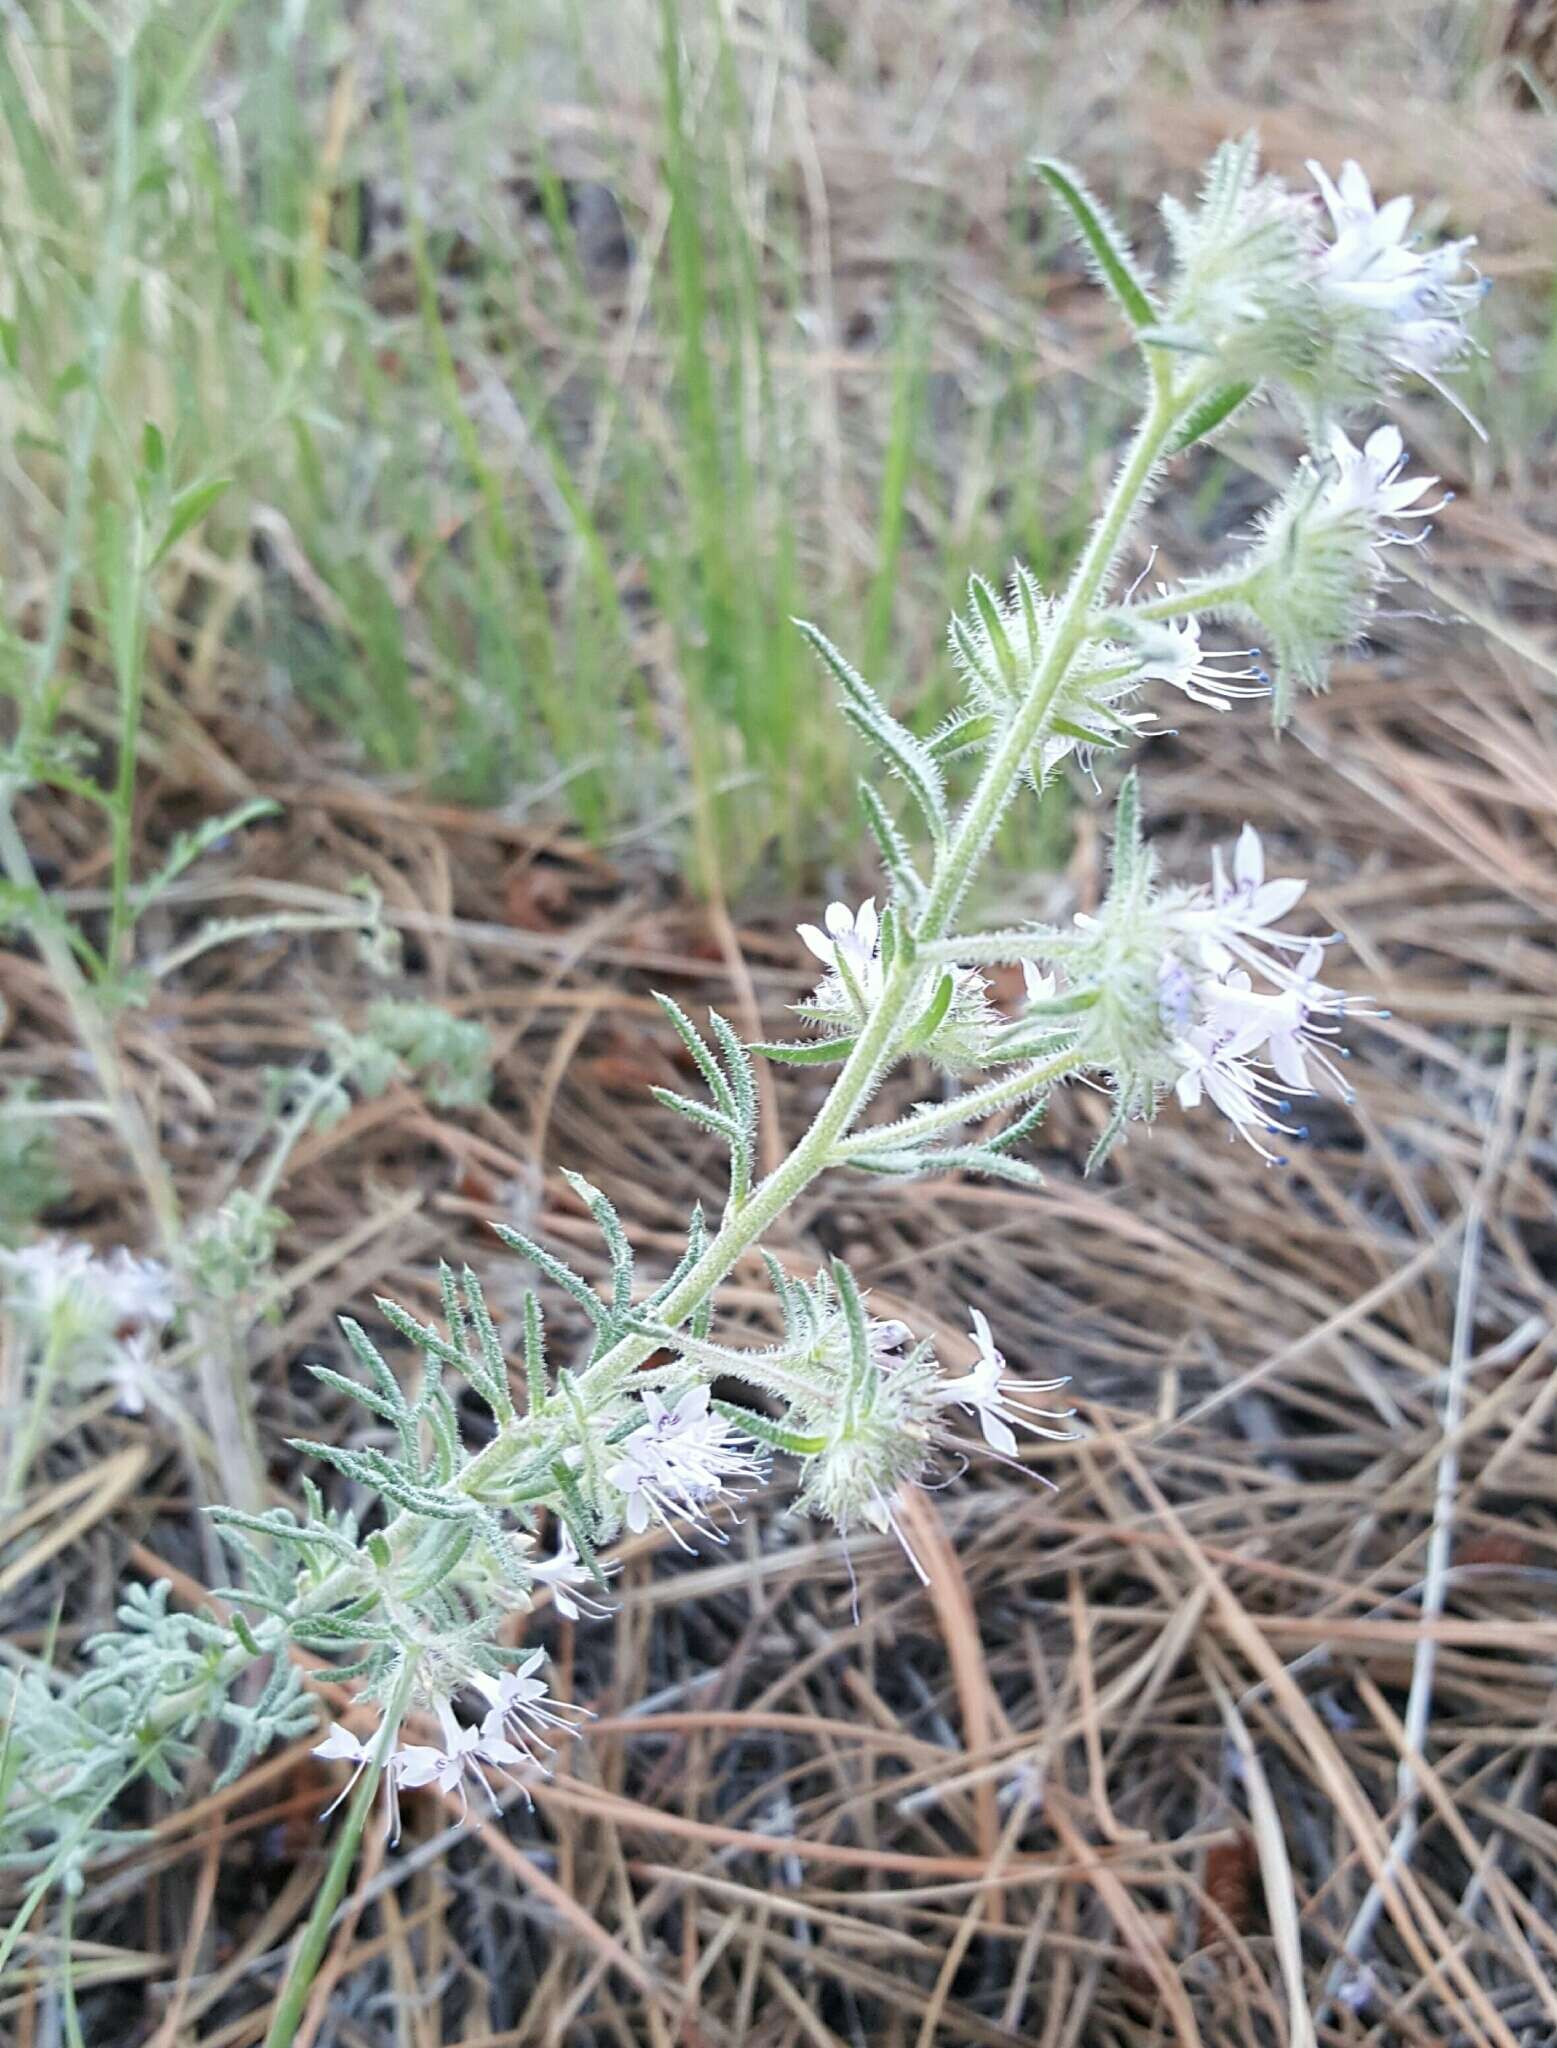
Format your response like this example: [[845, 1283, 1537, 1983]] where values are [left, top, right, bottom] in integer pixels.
[[313, 1723, 368, 1764], [1338, 160, 1374, 215], [824, 900, 854, 937], [981, 1408, 1019, 1459], [797, 923, 834, 965], [1269, 1032, 1311, 1091], [1233, 824, 1264, 892], [1246, 876, 1306, 925], [854, 898, 879, 952], [391, 1745, 447, 1789], [1375, 193, 1414, 244]]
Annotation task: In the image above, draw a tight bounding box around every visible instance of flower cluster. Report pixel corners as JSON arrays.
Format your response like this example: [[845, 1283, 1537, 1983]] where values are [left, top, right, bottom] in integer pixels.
[[313, 1650, 588, 1840], [1157, 137, 1483, 424], [1234, 423, 1444, 717], [0, 1237, 176, 1414], [1307, 158, 1484, 405], [797, 898, 998, 1070], [982, 801, 1377, 1165], [949, 566, 1270, 786], [604, 1385, 765, 1550]]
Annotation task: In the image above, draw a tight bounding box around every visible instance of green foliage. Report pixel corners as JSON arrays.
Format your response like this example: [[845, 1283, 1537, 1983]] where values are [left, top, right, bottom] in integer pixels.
[[0, 1087, 69, 1245]]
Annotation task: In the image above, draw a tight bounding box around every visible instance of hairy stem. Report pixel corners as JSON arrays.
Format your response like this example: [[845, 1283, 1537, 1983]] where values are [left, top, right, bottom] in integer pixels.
[[262, 1659, 416, 2048], [831, 1050, 1082, 1159], [2, 1324, 70, 1514], [459, 372, 1187, 1494]]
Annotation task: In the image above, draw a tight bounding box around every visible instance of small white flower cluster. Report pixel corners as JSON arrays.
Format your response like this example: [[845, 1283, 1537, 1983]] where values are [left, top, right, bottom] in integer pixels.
[[313, 1649, 588, 1841], [0, 1237, 176, 1414], [604, 1385, 765, 1551], [1238, 422, 1445, 715], [1162, 141, 1484, 423], [1161, 826, 1378, 1162], [1307, 159, 1484, 403], [949, 566, 1270, 790], [1034, 816, 1376, 1166], [780, 1289, 1080, 1582], [797, 898, 997, 1069]]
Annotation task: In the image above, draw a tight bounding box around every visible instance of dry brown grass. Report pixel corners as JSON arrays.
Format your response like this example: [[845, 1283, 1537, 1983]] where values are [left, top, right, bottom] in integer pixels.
[[4, 0, 1557, 2041]]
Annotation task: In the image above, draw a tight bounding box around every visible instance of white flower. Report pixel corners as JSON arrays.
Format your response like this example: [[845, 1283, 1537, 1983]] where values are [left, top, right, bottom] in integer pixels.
[[605, 1385, 764, 1550], [529, 1529, 615, 1621], [103, 1329, 163, 1416], [312, 1719, 404, 1843], [1, 1239, 100, 1325], [1202, 948, 1366, 1099], [1320, 424, 1440, 531], [1175, 824, 1310, 976], [1148, 825, 1380, 1154], [1171, 1028, 1305, 1166], [1308, 159, 1483, 382], [797, 898, 883, 1002], [391, 1699, 531, 1817], [1134, 615, 1270, 711], [933, 1310, 1079, 1458], [1022, 962, 1058, 1005], [0, 1238, 175, 1336], [101, 1249, 177, 1329], [469, 1649, 591, 1759]]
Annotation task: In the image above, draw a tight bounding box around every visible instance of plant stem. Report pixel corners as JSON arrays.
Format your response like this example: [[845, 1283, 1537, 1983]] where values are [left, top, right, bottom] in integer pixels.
[[1108, 575, 1254, 629], [831, 1050, 1082, 1159], [0, 801, 182, 1248], [3, 1323, 70, 1513], [460, 372, 1187, 1493], [140, 369, 1189, 1735], [262, 1659, 416, 2048]]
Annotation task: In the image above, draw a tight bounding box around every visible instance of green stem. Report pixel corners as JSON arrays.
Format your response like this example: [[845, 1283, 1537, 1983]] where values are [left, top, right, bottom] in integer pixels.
[[106, 513, 150, 976], [3, 1323, 71, 1512], [0, 802, 181, 1247], [458, 374, 1187, 1498], [262, 1659, 416, 2048], [918, 385, 1182, 941], [832, 1050, 1082, 1159], [1107, 575, 1254, 629]]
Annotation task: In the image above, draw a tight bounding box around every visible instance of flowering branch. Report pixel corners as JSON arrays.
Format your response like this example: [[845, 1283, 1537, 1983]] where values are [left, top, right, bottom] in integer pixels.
[[0, 136, 1484, 2038]]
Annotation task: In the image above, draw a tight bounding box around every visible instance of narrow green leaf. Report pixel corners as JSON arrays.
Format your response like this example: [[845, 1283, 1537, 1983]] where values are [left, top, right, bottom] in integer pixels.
[[1034, 158, 1156, 331], [490, 1223, 608, 1328], [653, 992, 736, 1116], [908, 971, 954, 1048], [749, 1036, 857, 1067], [522, 1291, 547, 1413], [968, 574, 1017, 687], [151, 476, 232, 566], [649, 1086, 741, 1142], [1167, 379, 1256, 455], [858, 781, 927, 909], [793, 618, 948, 840]]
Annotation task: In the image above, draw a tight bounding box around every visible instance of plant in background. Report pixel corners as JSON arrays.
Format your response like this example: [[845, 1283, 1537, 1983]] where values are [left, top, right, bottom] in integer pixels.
[[0, 135, 1481, 2044]]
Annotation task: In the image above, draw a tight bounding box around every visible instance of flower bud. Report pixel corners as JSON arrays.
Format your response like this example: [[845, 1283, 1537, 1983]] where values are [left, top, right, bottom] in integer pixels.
[[1158, 135, 1316, 387]]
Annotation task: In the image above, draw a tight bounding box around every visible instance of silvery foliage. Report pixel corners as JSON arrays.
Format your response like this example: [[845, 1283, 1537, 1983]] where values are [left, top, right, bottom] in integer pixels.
[[1, 137, 1479, 1870]]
